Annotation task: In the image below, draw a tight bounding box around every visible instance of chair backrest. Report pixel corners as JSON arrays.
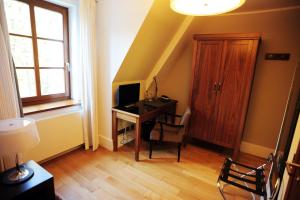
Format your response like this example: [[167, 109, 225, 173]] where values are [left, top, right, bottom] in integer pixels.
[[180, 107, 191, 127], [174, 107, 191, 140]]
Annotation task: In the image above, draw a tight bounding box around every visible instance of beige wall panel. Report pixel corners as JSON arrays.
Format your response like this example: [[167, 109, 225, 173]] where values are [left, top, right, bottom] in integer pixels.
[[159, 9, 300, 149]]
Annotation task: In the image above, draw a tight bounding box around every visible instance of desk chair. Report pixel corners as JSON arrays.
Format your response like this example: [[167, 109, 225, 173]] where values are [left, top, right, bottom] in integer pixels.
[[149, 107, 191, 162], [217, 153, 281, 200]]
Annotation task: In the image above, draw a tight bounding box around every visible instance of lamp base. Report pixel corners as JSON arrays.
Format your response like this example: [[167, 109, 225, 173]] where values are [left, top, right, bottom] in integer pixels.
[[1, 165, 34, 185]]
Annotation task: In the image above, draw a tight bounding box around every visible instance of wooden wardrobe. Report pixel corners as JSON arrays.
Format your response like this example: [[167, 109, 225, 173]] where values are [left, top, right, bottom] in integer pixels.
[[188, 33, 261, 157]]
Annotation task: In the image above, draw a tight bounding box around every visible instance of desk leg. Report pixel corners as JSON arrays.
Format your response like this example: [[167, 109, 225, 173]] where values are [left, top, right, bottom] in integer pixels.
[[112, 111, 118, 151], [135, 118, 141, 161]]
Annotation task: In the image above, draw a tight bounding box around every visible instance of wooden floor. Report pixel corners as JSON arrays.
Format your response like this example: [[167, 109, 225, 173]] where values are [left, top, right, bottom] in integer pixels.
[[43, 142, 264, 200]]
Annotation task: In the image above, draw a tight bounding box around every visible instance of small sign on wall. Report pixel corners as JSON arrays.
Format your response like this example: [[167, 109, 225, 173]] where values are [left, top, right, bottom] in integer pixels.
[[265, 53, 290, 60]]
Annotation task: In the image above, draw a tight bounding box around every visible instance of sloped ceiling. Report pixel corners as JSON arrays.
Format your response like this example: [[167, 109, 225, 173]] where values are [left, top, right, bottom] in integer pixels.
[[232, 0, 300, 12], [113, 0, 185, 82], [113, 0, 300, 83]]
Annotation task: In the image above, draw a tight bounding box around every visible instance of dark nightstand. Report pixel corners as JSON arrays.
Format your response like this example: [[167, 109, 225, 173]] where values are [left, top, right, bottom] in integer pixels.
[[0, 160, 55, 200]]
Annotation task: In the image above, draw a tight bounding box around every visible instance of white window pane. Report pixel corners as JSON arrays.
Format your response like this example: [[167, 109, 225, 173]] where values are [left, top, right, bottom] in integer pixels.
[[10, 36, 34, 67], [16, 69, 36, 98], [35, 6, 63, 40], [4, 0, 32, 36], [40, 69, 65, 95], [38, 39, 64, 67]]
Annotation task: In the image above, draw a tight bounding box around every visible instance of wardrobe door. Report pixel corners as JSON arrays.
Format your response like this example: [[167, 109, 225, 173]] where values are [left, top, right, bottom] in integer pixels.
[[189, 40, 223, 142], [214, 39, 259, 148]]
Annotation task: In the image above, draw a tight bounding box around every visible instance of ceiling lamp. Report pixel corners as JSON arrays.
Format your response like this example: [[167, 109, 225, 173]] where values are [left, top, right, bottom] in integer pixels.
[[170, 0, 246, 16]]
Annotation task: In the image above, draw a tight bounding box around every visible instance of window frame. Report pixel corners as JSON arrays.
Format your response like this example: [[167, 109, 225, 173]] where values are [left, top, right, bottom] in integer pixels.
[[8, 0, 71, 106]]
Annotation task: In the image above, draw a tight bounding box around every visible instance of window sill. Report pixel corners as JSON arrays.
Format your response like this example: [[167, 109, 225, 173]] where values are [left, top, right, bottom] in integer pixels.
[[23, 99, 81, 115]]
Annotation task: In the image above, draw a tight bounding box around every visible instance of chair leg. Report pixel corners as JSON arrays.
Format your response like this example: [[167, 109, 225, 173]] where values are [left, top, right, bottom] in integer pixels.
[[182, 136, 188, 148], [177, 143, 181, 162], [149, 140, 152, 159]]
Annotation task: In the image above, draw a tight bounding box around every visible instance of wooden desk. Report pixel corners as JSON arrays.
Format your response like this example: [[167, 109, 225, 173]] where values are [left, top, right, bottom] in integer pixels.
[[112, 99, 177, 161]]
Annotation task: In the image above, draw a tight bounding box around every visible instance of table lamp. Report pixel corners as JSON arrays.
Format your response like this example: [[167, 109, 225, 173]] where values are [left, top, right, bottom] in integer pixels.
[[0, 118, 40, 185]]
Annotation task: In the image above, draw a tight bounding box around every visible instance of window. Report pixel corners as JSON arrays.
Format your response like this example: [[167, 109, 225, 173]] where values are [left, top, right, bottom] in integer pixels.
[[4, 0, 70, 106]]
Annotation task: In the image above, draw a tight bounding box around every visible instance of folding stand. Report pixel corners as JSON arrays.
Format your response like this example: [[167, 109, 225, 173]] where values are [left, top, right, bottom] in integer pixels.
[[217, 157, 268, 200]]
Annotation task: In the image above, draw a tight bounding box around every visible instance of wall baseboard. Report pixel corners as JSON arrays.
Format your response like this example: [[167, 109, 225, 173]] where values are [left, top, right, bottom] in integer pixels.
[[99, 131, 135, 151], [99, 136, 274, 159], [38, 144, 84, 164], [240, 141, 274, 158], [99, 135, 114, 151]]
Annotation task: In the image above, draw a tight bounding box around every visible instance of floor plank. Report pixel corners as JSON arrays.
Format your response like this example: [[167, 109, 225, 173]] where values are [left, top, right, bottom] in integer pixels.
[[43, 142, 265, 200]]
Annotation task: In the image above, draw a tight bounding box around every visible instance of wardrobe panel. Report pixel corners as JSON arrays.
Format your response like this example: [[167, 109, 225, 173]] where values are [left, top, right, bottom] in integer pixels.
[[214, 40, 255, 148], [188, 33, 260, 157], [189, 40, 223, 141]]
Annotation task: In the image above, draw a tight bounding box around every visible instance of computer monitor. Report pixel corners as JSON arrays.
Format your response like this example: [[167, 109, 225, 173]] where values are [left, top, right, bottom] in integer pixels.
[[117, 83, 140, 107]]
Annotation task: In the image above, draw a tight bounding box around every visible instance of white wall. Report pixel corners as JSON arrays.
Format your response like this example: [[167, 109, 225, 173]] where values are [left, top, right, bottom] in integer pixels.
[[96, 0, 153, 150], [96, 0, 154, 81]]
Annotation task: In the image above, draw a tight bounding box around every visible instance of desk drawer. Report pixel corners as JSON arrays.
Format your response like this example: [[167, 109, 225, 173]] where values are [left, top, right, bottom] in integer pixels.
[[116, 112, 137, 123]]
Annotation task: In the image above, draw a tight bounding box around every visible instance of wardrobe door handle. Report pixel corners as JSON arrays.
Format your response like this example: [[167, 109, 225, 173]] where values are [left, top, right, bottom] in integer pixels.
[[286, 161, 300, 181], [218, 83, 222, 92], [213, 82, 222, 93], [213, 82, 218, 93], [286, 162, 300, 175]]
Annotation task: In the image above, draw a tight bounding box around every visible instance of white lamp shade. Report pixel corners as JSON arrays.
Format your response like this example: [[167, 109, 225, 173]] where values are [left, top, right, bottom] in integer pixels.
[[0, 118, 40, 156], [170, 0, 246, 16]]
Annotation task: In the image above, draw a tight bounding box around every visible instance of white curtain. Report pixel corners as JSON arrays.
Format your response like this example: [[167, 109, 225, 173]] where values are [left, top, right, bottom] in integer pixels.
[[0, 0, 21, 120], [79, 0, 99, 151], [0, 0, 21, 171]]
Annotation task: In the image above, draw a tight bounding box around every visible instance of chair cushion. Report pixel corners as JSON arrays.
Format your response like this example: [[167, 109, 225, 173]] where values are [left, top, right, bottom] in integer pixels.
[[150, 124, 183, 143]]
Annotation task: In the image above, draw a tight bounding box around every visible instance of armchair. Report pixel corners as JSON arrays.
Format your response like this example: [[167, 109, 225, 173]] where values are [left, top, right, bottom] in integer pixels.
[[149, 107, 191, 162]]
